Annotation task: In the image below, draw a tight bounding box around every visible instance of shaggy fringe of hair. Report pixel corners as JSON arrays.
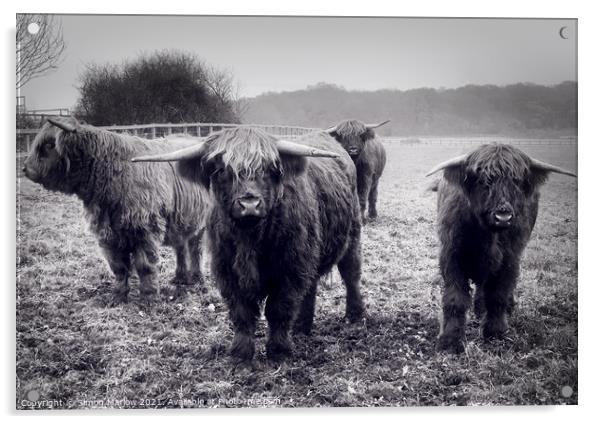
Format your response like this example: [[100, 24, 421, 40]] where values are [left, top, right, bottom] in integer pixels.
[[204, 127, 282, 179], [334, 120, 375, 139], [466, 144, 531, 181]]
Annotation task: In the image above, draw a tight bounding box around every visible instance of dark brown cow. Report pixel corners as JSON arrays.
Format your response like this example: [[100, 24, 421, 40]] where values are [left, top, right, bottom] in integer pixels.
[[326, 119, 388, 223], [133, 127, 365, 365], [23, 117, 209, 305], [426, 143, 576, 353]]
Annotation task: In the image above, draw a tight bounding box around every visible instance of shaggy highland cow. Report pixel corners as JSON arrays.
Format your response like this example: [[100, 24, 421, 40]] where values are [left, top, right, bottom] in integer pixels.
[[133, 127, 365, 364], [22, 117, 209, 305], [426, 144, 576, 353], [326, 119, 389, 223]]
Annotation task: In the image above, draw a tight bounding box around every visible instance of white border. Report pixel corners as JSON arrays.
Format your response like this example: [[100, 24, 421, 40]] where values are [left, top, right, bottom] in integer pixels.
[[3, 1, 599, 422]]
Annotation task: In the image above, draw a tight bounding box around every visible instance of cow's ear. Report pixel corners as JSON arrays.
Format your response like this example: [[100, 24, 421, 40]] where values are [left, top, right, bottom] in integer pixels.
[[442, 164, 467, 187], [177, 157, 213, 188], [280, 155, 308, 179], [528, 168, 550, 190]]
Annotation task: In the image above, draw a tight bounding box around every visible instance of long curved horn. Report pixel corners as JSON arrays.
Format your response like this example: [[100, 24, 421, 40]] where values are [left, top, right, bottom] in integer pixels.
[[365, 120, 391, 130], [324, 124, 338, 134], [47, 117, 77, 133], [131, 142, 206, 162], [276, 139, 339, 158], [425, 154, 468, 177], [530, 158, 577, 177]]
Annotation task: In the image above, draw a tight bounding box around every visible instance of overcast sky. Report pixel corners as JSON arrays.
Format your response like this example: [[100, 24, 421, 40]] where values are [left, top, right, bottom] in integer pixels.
[[18, 15, 576, 111]]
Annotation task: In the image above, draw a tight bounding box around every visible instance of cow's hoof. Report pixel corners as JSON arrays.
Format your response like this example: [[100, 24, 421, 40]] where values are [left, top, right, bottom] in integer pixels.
[[168, 284, 189, 301], [437, 334, 465, 354], [230, 335, 255, 363], [266, 340, 292, 363], [292, 321, 313, 336], [170, 274, 190, 286], [189, 272, 205, 286], [483, 318, 509, 342], [483, 326, 509, 342], [139, 287, 158, 307], [109, 290, 129, 306], [345, 306, 365, 324], [231, 358, 256, 375]]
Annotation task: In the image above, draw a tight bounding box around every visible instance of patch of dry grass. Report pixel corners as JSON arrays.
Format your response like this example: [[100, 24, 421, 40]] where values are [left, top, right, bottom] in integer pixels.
[[16, 143, 577, 408]]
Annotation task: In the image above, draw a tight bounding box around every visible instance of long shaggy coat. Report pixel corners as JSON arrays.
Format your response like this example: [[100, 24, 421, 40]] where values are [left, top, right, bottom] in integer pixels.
[[175, 127, 365, 363], [23, 118, 209, 304], [328, 120, 386, 223], [431, 144, 573, 353]]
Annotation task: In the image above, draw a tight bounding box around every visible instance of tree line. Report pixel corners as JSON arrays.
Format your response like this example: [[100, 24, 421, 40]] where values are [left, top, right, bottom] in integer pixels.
[[243, 82, 577, 137]]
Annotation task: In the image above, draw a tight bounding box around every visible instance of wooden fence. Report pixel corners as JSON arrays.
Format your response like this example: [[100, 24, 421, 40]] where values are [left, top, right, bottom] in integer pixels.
[[16, 122, 577, 153], [16, 122, 320, 153], [381, 136, 577, 146]]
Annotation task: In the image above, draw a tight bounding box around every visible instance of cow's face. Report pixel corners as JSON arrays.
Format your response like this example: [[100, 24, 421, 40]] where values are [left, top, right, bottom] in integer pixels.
[[461, 170, 531, 231], [437, 145, 559, 232], [172, 129, 314, 230], [205, 157, 286, 228], [328, 120, 375, 159], [23, 120, 78, 193], [331, 130, 371, 159]]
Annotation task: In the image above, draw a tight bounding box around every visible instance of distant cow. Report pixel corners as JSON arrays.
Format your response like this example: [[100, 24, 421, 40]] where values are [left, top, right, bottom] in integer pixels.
[[426, 144, 576, 353], [133, 127, 365, 364], [326, 119, 388, 223], [22, 117, 210, 305]]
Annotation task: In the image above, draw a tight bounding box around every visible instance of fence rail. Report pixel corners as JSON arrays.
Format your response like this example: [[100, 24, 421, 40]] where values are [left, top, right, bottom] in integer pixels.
[[16, 122, 320, 153], [16, 122, 577, 153], [381, 136, 577, 146]]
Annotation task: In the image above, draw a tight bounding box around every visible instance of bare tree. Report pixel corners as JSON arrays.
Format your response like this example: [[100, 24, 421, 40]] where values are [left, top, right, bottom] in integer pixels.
[[205, 65, 249, 122], [16, 14, 66, 89]]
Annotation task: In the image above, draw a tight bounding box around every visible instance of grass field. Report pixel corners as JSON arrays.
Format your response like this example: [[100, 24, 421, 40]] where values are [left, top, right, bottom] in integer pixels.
[[16, 142, 577, 408]]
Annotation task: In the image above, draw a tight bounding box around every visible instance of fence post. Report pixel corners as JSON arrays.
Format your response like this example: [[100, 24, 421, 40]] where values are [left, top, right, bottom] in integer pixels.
[[196, 126, 201, 137], [151, 127, 156, 139], [26, 135, 31, 153], [166, 126, 172, 136]]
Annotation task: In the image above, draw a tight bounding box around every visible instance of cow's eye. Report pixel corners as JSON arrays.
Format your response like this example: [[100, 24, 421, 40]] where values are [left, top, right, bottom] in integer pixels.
[[40, 141, 55, 156]]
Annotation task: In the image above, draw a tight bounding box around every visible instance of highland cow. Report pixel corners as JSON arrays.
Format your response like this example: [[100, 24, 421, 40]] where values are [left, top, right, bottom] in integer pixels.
[[426, 144, 576, 353], [132, 127, 365, 364], [22, 117, 210, 305], [326, 119, 389, 223]]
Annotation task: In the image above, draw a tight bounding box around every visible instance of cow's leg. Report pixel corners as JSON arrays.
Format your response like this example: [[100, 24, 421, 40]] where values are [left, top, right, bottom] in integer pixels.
[[337, 230, 365, 322], [437, 254, 471, 354], [226, 297, 260, 364], [357, 174, 371, 224], [187, 230, 204, 286], [482, 265, 518, 341], [170, 241, 190, 285], [293, 280, 318, 335], [101, 244, 131, 305], [368, 177, 379, 220], [473, 283, 485, 320], [265, 284, 305, 362], [133, 240, 159, 304]]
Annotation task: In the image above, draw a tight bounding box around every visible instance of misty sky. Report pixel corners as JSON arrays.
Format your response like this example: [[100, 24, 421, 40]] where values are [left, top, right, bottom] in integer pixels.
[[18, 15, 577, 111]]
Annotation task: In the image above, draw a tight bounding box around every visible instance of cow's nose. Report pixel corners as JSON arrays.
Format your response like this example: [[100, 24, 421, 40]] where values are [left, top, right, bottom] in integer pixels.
[[494, 203, 513, 223], [237, 197, 262, 216]]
